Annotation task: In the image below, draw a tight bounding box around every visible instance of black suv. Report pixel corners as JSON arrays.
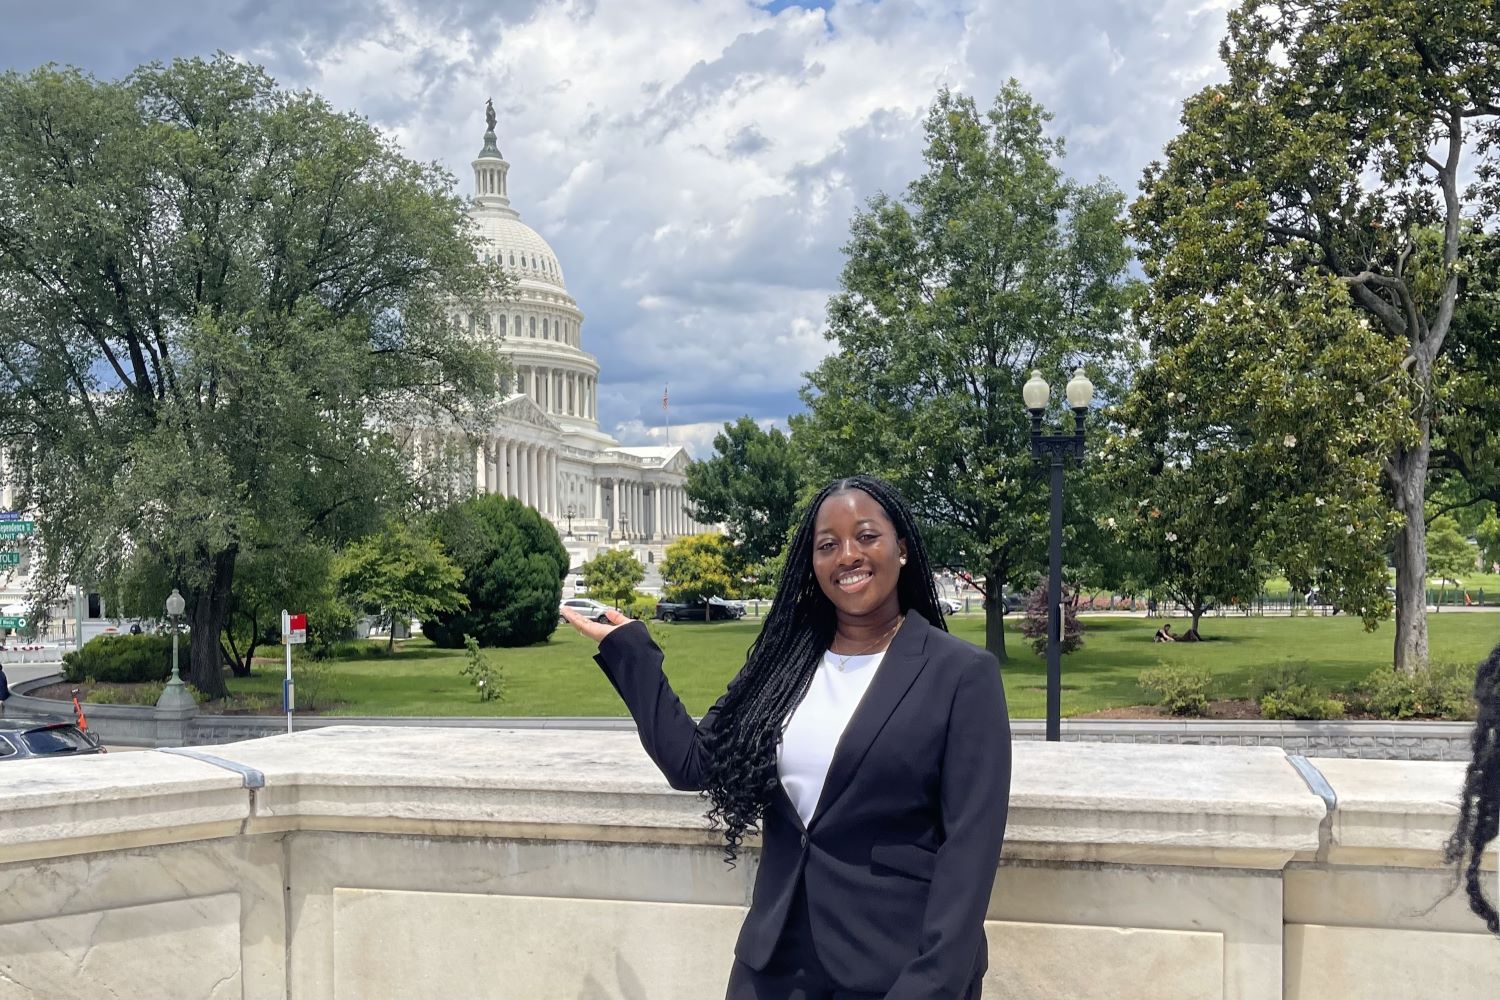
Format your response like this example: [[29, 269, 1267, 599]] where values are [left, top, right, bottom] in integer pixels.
[[0, 721, 106, 761], [654, 596, 745, 622]]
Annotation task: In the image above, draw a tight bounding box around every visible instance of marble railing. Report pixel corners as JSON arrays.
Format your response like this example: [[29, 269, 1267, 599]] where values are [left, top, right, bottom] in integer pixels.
[[0, 728, 1493, 1000]]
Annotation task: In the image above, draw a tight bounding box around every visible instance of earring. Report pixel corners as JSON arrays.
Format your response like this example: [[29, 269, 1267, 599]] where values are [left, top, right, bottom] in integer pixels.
[[899, 557, 907, 565]]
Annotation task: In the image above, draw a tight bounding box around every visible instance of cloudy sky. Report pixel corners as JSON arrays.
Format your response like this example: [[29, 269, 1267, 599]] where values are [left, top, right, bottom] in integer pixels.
[[4, 0, 1231, 456]]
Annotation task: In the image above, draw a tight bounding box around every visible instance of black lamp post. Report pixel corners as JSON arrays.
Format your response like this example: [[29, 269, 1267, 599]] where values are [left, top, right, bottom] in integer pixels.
[[565, 503, 576, 538], [1023, 367, 1094, 742], [618, 511, 630, 544]]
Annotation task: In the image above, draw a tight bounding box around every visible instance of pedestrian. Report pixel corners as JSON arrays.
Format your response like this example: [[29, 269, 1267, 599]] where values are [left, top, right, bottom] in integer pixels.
[[1147, 596, 1158, 618], [1154, 622, 1175, 643], [563, 475, 1011, 999], [1446, 640, 1499, 936], [0, 661, 10, 718]]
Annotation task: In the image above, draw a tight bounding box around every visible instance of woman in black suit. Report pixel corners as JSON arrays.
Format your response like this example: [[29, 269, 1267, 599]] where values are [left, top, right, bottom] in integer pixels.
[[562, 475, 1011, 999]]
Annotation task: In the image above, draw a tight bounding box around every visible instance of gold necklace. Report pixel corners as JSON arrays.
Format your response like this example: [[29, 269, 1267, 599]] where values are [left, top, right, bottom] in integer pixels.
[[828, 620, 902, 672]]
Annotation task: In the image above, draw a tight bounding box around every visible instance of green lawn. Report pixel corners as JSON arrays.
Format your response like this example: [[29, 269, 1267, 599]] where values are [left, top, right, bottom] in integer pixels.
[[231, 612, 1500, 720]]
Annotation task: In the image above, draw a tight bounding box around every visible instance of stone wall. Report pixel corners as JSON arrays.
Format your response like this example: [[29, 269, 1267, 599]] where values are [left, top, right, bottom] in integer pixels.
[[0, 727, 1494, 1000], [10, 669, 1477, 760]]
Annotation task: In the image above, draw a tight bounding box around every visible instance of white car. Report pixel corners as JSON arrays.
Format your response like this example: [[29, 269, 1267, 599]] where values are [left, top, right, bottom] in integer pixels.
[[559, 598, 613, 623], [939, 597, 963, 615]]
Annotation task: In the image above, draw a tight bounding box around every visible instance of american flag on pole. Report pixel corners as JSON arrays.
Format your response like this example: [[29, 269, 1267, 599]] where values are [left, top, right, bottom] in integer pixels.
[[662, 385, 669, 410]]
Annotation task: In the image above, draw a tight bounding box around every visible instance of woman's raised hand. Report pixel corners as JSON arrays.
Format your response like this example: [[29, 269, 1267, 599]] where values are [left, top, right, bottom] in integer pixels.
[[560, 606, 636, 645]]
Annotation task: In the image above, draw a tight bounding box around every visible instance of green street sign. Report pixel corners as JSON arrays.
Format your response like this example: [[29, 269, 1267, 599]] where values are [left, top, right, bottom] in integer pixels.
[[0, 552, 19, 567], [0, 615, 27, 629], [0, 521, 33, 538]]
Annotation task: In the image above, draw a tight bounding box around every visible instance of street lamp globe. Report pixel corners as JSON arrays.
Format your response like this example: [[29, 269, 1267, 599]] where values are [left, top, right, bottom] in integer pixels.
[[165, 588, 185, 618], [1022, 370, 1050, 412], [1065, 367, 1094, 411]]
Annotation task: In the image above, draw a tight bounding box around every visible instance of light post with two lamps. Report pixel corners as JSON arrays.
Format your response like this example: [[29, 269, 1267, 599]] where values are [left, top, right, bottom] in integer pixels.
[[1022, 367, 1094, 743], [564, 503, 577, 538], [618, 511, 630, 544], [155, 587, 195, 712]]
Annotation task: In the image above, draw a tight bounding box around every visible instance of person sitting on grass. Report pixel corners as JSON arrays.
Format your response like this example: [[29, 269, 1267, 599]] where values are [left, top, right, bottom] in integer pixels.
[[1180, 627, 1202, 643], [1446, 640, 1499, 936], [1153, 622, 1175, 643]]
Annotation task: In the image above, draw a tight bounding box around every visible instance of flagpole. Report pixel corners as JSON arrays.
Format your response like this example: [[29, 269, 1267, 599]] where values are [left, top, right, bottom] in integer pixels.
[[663, 384, 670, 446]]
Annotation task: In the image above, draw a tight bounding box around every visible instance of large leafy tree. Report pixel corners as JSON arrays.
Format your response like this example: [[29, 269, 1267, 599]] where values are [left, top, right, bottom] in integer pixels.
[[580, 548, 645, 610], [685, 417, 805, 566], [660, 532, 738, 612], [336, 520, 467, 653], [0, 57, 504, 695], [422, 494, 568, 648], [798, 83, 1138, 660], [1131, 0, 1500, 672]]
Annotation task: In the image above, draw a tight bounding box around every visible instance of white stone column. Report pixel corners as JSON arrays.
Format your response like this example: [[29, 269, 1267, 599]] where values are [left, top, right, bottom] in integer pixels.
[[653, 487, 663, 541], [611, 479, 620, 539], [593, 479, 602, 522], [546, 451, 557, 515], [529, 446, 539, 509], [474, 443, 486, 495]]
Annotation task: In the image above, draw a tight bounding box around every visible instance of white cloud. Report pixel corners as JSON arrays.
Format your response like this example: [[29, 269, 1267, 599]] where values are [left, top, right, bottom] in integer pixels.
[[6, 0, 1232, 450]]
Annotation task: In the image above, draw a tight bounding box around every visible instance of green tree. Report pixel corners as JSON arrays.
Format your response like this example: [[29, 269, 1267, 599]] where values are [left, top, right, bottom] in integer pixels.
[[423, 495, 568, 647], [797, 83, 1138, 661], [1130, 0, 1500, 672], [0, 57, 505, 696], [660, 533, 738, 618], [580, 548, 645, 611], [1477, 508, 1500, 572], [336, 521, 467, 653], [685, 417, 806, 566], [1426, 516, 1478, 609]]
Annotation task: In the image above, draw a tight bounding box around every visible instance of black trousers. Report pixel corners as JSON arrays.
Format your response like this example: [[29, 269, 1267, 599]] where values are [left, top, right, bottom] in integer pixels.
[[725, 881, 984, 1000]]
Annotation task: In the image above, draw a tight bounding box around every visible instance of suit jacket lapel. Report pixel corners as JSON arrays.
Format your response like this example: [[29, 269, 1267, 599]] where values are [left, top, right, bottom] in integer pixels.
[[807, 609, 932, 830]]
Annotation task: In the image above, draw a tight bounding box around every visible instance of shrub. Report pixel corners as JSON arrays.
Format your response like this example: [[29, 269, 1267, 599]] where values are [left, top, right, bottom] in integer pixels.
[[460, 635, 503, 702], [423, 495, 569, 647], [1139, 666, 1211, 716], [61, 634, 192, 684], [1348, 661, 1477, 721], [621, 591, 658, 620], [1252, 664, 1344, 720], [1018, 584, 1085, 656]]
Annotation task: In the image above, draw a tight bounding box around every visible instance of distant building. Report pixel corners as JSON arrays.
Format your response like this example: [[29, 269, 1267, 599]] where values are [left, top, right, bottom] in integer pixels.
[[405, 108, 707, 565]]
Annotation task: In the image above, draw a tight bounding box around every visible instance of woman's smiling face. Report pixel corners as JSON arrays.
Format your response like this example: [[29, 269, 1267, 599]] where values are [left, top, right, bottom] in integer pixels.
[[811, 489, 907, 623]]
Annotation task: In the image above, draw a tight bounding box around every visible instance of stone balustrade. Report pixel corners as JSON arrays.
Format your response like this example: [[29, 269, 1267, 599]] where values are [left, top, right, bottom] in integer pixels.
[[0, 727, 1493, 999]]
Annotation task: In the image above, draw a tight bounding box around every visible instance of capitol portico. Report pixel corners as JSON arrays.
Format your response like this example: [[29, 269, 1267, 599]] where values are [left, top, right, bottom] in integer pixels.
[[410, 106, 706, 562]]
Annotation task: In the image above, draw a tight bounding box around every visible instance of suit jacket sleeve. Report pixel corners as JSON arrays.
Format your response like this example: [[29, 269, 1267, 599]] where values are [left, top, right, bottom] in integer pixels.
[[885, 648, 1012, 1000], [593, 620, 724, 792]]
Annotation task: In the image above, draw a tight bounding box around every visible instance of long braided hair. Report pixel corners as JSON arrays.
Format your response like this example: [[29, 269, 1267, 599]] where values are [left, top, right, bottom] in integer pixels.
[[1444, 640, 1500, 934], [701, 475, 947, 865]]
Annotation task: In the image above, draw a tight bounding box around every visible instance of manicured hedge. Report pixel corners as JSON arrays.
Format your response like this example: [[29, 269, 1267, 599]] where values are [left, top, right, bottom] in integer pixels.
[[62, 634, 193, 684]]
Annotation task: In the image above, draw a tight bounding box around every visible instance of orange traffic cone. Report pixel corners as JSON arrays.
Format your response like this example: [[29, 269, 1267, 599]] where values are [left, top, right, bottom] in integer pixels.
[[70, 689, 88, 731]]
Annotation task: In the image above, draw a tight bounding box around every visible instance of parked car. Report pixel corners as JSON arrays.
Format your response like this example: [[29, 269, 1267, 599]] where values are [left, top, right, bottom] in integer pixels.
[[0, 721, 105, 761], [559, 598, 614, 624], [654, 596, 745, 623], [939, 597, 963, 615]]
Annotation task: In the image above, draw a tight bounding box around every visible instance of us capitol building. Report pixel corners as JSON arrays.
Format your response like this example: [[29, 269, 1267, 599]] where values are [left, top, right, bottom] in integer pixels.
[[409, 106, 707, 565]]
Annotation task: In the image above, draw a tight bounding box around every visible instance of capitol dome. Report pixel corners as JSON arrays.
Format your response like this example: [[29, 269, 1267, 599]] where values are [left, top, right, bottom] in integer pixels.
[[474, 212, 568, 293]]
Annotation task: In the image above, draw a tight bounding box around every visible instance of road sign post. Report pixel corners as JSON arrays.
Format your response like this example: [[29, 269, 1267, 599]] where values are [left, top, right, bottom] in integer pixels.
[[282, 610, 307, 734]]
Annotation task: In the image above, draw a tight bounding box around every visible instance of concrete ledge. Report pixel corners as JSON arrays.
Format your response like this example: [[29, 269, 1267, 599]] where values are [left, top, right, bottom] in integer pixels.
[[0, 728, 1491, 1000]]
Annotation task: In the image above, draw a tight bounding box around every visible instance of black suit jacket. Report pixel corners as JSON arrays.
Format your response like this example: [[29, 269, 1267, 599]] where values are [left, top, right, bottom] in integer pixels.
[[594, 609, 1012, 999]]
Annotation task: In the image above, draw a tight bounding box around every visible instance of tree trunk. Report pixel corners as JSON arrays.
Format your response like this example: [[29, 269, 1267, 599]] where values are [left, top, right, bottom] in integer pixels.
[[1389, 437, 1431, 676], [983, 556, 1008, 663], [1190, 605, 1204, 635], [387, 614, 396, 655], [188, 547, 237, 699]]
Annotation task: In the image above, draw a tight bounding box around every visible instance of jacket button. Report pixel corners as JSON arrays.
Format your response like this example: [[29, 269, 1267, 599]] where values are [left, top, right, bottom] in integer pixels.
[[799, 833, 808, 848]]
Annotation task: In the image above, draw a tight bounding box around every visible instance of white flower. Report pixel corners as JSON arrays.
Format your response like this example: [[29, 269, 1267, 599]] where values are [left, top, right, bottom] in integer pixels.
[[1214, 495, 1228, 505], [1353, 391, 1365, 404], [1166, 532, 1178, 542], [1314, 497, 1325, 507], [1166, 391, 1177, 403], [478, 679, 486, 686], [1283, 434, 1298, 448], [1345, 525, 1355, 535], [1106, 517, 1117, 529]]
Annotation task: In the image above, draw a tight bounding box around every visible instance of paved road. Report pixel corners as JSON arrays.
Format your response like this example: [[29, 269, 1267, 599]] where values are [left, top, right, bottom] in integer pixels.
[[3, 662, 63, 687]]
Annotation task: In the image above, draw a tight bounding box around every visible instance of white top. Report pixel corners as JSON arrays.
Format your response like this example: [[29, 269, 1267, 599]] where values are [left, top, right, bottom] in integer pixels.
[[776, 649, 887, 826]]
